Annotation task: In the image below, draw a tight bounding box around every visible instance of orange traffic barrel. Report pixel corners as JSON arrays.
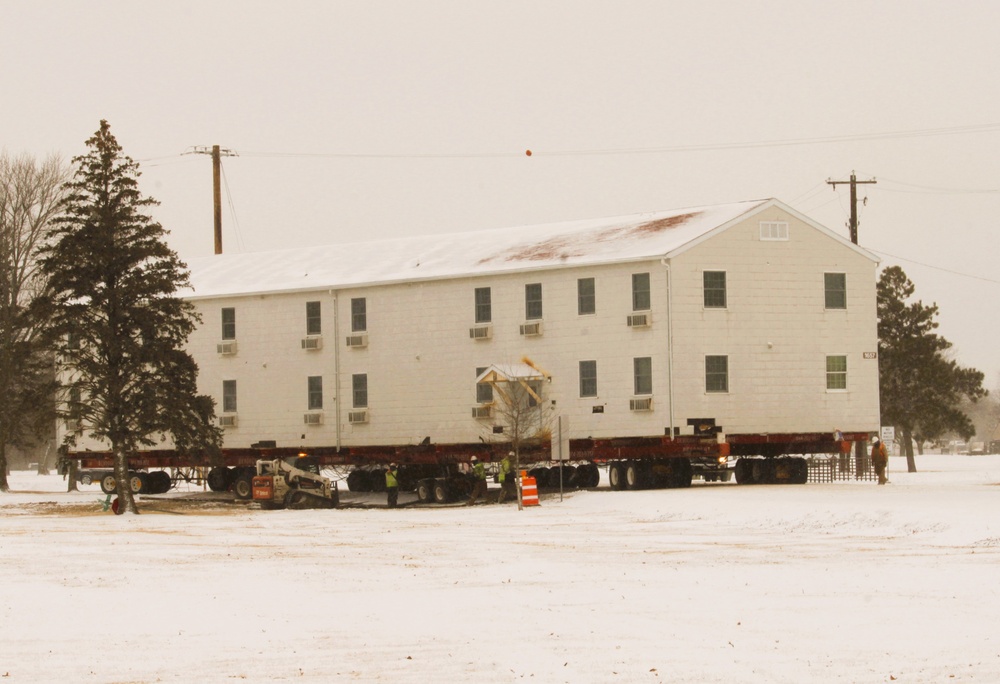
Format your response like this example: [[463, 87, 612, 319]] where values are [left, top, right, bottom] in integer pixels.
[[521, 476, 539, 507]]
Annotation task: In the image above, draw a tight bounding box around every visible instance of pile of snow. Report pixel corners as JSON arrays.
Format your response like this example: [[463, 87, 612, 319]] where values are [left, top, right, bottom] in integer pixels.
[[2, 454, 999, 683]]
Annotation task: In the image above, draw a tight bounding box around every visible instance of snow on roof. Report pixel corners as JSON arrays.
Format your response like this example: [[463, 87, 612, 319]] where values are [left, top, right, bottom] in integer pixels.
[[183, 199, 771, 299]]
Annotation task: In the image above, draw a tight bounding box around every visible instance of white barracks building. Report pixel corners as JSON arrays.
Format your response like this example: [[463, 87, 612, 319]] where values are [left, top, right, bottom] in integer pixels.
[[164, 198, 880, 454]]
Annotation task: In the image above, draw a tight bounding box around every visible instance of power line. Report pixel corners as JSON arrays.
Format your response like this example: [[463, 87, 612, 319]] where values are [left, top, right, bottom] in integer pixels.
[[871, 249, 1000, 285]]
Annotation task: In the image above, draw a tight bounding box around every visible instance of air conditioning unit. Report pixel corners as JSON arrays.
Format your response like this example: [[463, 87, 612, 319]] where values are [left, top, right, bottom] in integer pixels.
[[346, 334, 368, 349], [219, 414, 238, 427], [301, 336, 323, 350], [65, 418, 81, 432], [469, 325, 492, 340], [348, 410, 368, 424], [303, 412, 323, 425], [627, 312, 651, 328], [519, 321, 542, 336], [471, 405, 492, 419], [630, 397, 653, 412], [216, 341, 238, 355]]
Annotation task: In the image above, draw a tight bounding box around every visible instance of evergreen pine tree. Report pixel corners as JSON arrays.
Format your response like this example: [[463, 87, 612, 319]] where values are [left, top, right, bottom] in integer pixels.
[[41, 121, 221, 513], [877, 266, 986, 471]]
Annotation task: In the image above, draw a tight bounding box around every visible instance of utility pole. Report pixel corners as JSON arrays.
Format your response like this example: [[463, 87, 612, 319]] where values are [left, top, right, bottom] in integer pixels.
[[187, 145, 237, 254], [827, 171, 878, 476], [827, 171, 876, 244]]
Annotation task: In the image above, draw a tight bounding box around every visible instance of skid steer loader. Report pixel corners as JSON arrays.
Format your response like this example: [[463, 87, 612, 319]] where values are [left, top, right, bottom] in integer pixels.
[[252, 456, 339, 509]]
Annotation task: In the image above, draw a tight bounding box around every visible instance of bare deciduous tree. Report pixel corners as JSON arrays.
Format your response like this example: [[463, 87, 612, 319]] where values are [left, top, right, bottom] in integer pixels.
[[0, 152, 67, 492]]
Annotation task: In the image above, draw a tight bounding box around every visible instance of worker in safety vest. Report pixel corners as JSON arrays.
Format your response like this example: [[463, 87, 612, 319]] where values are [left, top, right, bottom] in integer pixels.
[[385, 463, 399, 508], [467, 455, 488, 505], [497, 452, 514, 504]]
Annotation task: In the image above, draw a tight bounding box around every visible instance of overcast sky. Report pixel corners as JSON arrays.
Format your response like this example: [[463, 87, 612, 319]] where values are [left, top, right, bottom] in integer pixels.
[[4, 0, 999, 389]]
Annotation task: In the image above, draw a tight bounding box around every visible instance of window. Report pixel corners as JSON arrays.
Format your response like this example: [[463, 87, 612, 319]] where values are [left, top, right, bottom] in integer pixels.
[[579, 360, 598, 397], [306, 301, 321, 335], [476, 367, 493, 403], [633, 357, 652, 395], [527, 380, 543, 408], [760, 221, 789, 240], [826, 355, 847, 390], [705, 356, 729, 393], [307, 376, 323, 410], [352, 374, 368, 408], [577, 278, 595, 315], [221, 308, 236, 340], [825, 273, 847, 309], [525, 283, 542, 320], [222, 380, 237, 412], [632, 273, 650, 311], [703, 271, 727, 308], [474, 287, 492, 324], [351, 298, 367, 332]]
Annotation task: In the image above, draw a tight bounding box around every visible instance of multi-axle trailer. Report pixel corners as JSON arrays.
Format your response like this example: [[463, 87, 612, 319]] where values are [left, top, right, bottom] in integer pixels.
[[70, 430, 867, 503]]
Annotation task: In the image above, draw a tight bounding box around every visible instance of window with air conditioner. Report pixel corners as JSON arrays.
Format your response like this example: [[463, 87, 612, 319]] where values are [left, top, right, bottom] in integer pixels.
[[352, 374, 368, 408], [627, 312, 650, 328], [303, 412, 323, 425], [307, 376, 323, 410], [216, 341, 237, 355], [306, 301, 322, 335], [632, 273, 650, 311], [476, 367, 493, 404], [346, 333, 368, 348], [469, 325, 492, 340], [348, 410, 368, 424], [519, 321, 542, 336], [222, 379, 237, 413], [474, 287, 492, 324], [221, 307, 236, 340], [351, 297, 367, 332], [525, 283, 543, 320], [630, 397, 653, 411], [633, 357, 652, 395], [472, 405, 492, 419], [219, 415, 238, 428]]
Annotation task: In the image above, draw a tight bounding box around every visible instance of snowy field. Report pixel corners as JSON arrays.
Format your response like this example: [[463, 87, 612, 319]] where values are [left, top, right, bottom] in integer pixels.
[[2, 454, 999, 684]]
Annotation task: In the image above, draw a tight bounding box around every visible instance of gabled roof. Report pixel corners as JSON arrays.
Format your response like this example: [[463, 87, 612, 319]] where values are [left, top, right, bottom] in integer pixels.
[[182, 198, 870, 299]]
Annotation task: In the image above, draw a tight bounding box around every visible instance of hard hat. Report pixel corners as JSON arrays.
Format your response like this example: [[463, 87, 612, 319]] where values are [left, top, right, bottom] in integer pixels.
[[471, 455, 478, 461], [871, 437, 880, 444], [508, 451, 515, 457], [389, 463, 396, 468]]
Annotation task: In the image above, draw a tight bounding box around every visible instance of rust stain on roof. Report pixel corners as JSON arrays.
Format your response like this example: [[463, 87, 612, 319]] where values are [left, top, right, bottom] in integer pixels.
[[477, 211, 703, 265]]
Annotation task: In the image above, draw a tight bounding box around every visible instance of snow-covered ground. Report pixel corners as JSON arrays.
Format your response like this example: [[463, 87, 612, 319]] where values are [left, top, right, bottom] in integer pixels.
[[2, 454, 999, 683]]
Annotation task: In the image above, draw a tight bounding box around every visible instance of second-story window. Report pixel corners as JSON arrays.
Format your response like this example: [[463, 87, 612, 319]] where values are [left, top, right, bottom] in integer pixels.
[[703, 271, 727, 308], [221, 307, 236, 340], [825, 273, 847, 309], [475, 287, 492, 323], [578, 278, 596, 315], [525, 283, 543, 320], [306, 301, 321, 335], [632, 273, 650, 311], [351, 298, 367, 332]]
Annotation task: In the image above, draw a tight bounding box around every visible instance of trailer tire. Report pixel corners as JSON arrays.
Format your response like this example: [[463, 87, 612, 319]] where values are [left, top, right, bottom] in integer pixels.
[[608, 462, 624, 491], [416, 479, 434, 503], [625, 461, 644, 490], [129, 473, 147, 494], [433, 480, 450, 504], [100, 474, 117, 494], [346, 469, 369, 492], [80, 473, 93, 486], [207, 467, 231, 492], [147, 471, 171, 494]]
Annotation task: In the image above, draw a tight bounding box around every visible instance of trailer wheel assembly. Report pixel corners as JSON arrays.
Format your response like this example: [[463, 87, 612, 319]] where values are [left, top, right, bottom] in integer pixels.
[[432, 480, 450, 504]]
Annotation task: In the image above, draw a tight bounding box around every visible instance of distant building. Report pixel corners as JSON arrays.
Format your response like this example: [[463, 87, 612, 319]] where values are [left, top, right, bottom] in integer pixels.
[[67, 198, 881, 451]]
